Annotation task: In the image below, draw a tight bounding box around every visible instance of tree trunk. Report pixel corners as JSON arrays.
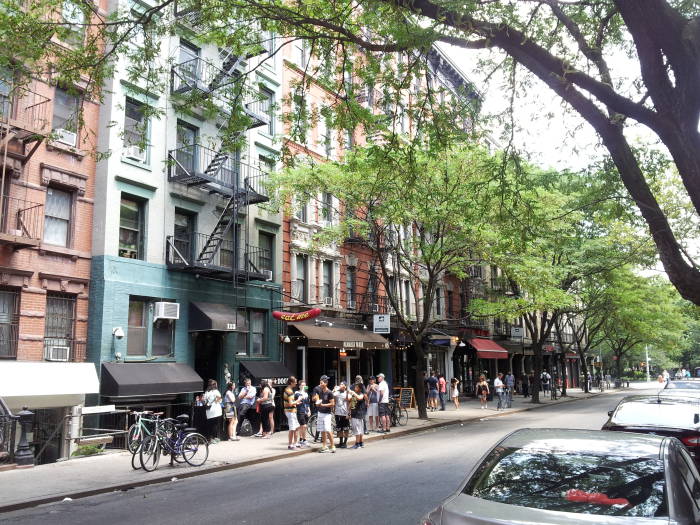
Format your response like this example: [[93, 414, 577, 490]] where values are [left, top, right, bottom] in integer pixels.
[[616, 354, 623, 381], [414, 341, 428, 419], [578, 350, 590, 394], [531, 345, 542, 404], [559, 353, 568, 397]]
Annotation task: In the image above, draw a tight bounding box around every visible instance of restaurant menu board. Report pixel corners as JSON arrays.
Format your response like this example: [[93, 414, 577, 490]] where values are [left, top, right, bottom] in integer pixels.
[[399, 387, 415, 408]]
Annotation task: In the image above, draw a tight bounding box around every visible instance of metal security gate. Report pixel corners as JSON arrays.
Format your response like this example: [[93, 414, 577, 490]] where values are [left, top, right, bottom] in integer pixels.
[[0, 287, 19, 359], [44, 293, 76, 362]]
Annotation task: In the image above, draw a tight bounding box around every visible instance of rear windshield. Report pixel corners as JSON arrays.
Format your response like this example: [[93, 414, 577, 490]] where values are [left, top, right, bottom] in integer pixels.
[[464, 447, 666, 518], [613, 400, 698, 429], [666, 381, 700, 390]]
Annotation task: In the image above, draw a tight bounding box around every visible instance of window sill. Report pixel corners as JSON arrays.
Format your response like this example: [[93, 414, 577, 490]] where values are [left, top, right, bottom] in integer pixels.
[[38, 243, 90, 260], [123, 356, 176, 362], [121, 156, 152, 172], [46, 140, 86, 160]]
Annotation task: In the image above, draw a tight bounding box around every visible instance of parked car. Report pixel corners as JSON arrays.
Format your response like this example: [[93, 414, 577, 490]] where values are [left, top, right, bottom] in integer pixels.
[[602, 395, 700, 466], [665, 379, 700, 391], [422, 428, 700, 524]]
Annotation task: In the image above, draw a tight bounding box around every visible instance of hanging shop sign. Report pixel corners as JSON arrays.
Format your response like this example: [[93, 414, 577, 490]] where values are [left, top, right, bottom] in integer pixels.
[[272, 308, 322, 322], [373, 314, 391, 334]]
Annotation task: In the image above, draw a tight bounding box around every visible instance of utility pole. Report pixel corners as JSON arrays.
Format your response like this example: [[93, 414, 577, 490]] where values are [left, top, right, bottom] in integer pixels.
[[645, 345, 651, 383]]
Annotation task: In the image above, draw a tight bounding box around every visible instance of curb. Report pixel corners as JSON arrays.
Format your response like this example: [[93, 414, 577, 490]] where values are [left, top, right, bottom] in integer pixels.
[[0, 391, 608, 514]]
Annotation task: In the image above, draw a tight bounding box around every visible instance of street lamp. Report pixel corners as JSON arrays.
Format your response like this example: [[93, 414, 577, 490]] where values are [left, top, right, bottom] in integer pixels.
[[645, 345, 651, 383]]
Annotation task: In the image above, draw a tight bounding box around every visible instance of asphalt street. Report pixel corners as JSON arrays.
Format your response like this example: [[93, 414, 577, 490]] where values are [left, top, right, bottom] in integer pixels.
[[3, 390, 644, 525]]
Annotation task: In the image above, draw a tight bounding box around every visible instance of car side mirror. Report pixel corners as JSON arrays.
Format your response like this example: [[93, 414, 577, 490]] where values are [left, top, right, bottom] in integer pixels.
[[608, 410, 614, 417], [694, 413, 699, 425]]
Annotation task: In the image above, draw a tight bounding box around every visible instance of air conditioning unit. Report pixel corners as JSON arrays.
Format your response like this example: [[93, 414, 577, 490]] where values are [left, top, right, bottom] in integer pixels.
[[372, 303, 379, 313], [55, 128, 77, 147], [154, 301, 180, 321], [323, 296, 334, 307], [261, 269, 273, 281], [347, 299, 356, 310], [388, 306, 396, 315], [124, 144, 146, 163], [46, 346, 70, 362]]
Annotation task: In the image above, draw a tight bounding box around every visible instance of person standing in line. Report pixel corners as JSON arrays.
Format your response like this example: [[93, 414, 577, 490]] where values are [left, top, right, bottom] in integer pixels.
[[283, 376, 301, 450], [376, 373, 391, 433], [366, 376, 379, 432], [203, 379, 222, 443], [268, 383, 277, 436], [355, 375, 368, 435], [315, 376, 335, 453], [349, 382, 366, 448], [294, 379, 310, 447], [236, 377, 258, 436], [426, 371, 439, 411], [505, 371, 515, 407], [476, 375, 489, 410], [450, 377, 460, 409], [540, 369, 551, 393], [257, 379, 275, 439], [521, 372, 530, 398], [333, 381, 350, 449], [223, 382, 240, 441], [494, 373, 505, 411], [311, 376, 326, 443], [437, 373, 447, 411]]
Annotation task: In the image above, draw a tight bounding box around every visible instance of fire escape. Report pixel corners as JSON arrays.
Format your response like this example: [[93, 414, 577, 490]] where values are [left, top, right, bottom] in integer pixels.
[[0, 82, 50, 249], [165, 44, 272, 282]]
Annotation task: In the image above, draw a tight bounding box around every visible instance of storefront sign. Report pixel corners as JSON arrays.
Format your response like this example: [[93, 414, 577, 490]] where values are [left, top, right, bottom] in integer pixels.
[[272, 308, 322, 322], [343, 341, 365, 349], [373, 314, 390, 334], [262, 376, 289, 387], [511, 326, 524, 338]]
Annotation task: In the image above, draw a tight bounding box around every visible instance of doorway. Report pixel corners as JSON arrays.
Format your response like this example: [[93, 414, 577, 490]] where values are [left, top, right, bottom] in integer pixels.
[[194, 332, 224, 391]]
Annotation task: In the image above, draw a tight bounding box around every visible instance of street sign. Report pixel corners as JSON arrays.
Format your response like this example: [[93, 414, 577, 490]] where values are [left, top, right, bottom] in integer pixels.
[[511, 326, 524, 338], [373, 314, 390, 334]]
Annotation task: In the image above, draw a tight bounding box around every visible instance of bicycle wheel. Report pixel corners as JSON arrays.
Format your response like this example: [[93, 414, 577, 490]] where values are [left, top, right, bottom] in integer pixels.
[[139, 435, 161, 472], [397, 407, 408, 426], [130, 444, 142, 470], [126, 424, 141, 454], [182, 433, 209, 467], [307, 414, 317, 438]]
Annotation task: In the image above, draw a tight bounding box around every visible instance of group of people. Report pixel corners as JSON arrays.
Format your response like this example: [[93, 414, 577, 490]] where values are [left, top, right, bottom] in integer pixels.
[[197, 373, 395, 453], [424, 371, 461, 410]]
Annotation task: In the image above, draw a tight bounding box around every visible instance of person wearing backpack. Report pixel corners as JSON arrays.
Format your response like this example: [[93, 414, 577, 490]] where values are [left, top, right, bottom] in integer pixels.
[[540, 370, 551, 393]]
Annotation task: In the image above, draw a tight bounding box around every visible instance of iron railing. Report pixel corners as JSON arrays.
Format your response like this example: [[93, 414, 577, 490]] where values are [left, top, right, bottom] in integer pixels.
[[171, 56, 242, 95], [42, 338, 86, 362], [0, 195, 43, 243], [0, 397, 17, 465], [357, 293, 390, 314], [166, 234, 270, 277], [0, 85, 51, 137]]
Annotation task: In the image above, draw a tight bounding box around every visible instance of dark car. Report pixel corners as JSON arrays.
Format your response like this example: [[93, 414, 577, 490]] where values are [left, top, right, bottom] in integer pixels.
[[422, 428, 700, 524], [602, 395, 700, 465]]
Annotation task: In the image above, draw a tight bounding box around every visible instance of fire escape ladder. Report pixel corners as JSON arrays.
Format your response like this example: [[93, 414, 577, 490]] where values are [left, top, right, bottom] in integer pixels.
[[208, 52, 245, 93], [195, 191, 242, 265]]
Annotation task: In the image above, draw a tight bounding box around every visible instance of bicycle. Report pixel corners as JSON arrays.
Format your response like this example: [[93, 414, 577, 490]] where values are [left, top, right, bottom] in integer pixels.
[[388, 397, 408, 427], [126, 411, 163, 454], [307, 412, 336, 439], [139, 414, 208, 472]]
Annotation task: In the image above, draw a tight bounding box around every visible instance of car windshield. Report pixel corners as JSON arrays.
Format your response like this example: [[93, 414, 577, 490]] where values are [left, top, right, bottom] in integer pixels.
[[464, 447, 667, 518], [613, 399, 699, 429], [666, 381, 700, 390]]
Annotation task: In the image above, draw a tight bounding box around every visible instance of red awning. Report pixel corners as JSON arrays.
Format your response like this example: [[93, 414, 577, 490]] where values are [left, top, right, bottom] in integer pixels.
[[469, 338, 509, 360]]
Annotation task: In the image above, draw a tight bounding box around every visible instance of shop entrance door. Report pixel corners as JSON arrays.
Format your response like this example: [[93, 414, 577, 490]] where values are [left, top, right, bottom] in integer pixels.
[[194, 332, 223, 391]]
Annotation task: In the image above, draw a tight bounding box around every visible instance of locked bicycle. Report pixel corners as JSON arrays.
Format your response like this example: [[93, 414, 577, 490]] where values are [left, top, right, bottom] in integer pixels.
[[138, 414, 208, 472], [126, 411, 164, 454]]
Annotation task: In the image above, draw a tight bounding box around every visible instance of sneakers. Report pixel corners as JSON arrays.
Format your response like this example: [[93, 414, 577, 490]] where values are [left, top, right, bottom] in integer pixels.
[[331, 446, 336, 454], [253, 432, 263, 438], [288, 445, 296, 450], [359, 442, 365, 448], [351, 443, 360, 449], [318, 447, 330, 453]]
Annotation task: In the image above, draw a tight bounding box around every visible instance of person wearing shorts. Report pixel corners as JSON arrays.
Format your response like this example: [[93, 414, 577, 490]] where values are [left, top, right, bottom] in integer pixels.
[[333, 381, 350, 449], [366, 376, 379, 431], [349, 382, 366, 448], [294, 379, 310, 447], [315, 376, 335, 453], [377, 373, 390, 432], [283, 376, 300, 450]]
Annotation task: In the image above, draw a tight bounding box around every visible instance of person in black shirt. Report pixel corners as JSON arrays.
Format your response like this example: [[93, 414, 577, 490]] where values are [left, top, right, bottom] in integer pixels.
[[314, 376, 335, 453], [311, 375, 327, 443], [349, 382, 367, 449]]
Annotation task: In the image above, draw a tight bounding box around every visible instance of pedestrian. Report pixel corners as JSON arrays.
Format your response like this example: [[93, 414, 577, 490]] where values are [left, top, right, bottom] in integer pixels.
[[333, 381, 351, 448], [450, 377, 460, 409], [662, 369, 670, 382], [349, 382, 366, 449], [540, 369, 551, 393], [311, 376, 327, 442], [476, 374, 489, 409], [354, 375, 368, 434], [366, 376, 379, 431], [376, 372, 391, 432], [494, 373, 506, 411], [203, 379, 222, 443], [236, 377, 258, 436], [426, 371, 439, 411], [505, 371, 515, 407], [256, 379, 275, 439], [521, 372, 530, 398], [314, 375, 335, 453], [268, 383, 277, 436], [223, 381, 240, 441], [657, 374, 665, 384], [438, 373, 447, 411], [284, 376, 301, 450], [294, 379, 310, 447]]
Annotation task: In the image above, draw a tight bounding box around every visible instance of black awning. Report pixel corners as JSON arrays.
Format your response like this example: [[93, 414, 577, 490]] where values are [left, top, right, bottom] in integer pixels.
[[189, 302, 238, 332], [240, 361, 293, 388], [101, 362, 203, 398]]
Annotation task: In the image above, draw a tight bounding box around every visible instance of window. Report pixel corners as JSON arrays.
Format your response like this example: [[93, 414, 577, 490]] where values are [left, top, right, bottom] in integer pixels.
[[435, 287, 442, 316], [173, 210, 195, 263], [44, 293, 76, 361], [404, 280, 411, 314], [0, 288, 19, 358], [258, 232, 274, 273], [232, 308, 249, 354], [52, 87, 80, 146], [321, 192, 333, 224], [123, 98, 148, 163], [260, 88, 275, 135], [176, 121, 199, 174], [292, 91, 308, 145], [0, 67, 13, 121], [152, 318, 174, 356], [447, 290, 454, 318], [346, 267, 356, 307], [262, 30, 275, 55], [127, 298, 147, 356], [344, 128, 354, 150], [294, 254, 307, 302], [293, 40, 309, 69], [61, 1, 85, 47], [178, 40, 200, 84], [295, 201, 307, 222], [220, 224, 238, 270], [322, 260, 333, 302], [318, 113, 334, 158], [43, 187, 72, 247], [251, 310, 266, 355], [119, 196, 145, 259]]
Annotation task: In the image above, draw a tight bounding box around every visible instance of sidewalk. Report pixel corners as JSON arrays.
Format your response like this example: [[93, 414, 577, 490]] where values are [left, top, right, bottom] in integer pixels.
[[0, 388, 606, 512]]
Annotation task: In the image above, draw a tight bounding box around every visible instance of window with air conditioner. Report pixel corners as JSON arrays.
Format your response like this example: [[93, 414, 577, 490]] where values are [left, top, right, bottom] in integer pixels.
[[128, 297, 175, 357], [322, 260, 333, 305], [52, 87, 80, 146], [44, 293, 76, 362], [123, 98, 148, 164]]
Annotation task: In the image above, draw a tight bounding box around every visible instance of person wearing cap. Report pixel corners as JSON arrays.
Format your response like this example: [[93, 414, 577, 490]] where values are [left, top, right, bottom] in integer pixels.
[[314, 376, 335, 453], [376, 373, 390, 432], [333, 381, 350, 448], [366, 376, 379, 432]]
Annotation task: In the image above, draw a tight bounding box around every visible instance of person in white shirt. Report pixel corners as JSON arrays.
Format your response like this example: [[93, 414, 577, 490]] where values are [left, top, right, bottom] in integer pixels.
[[376, 373, 391, 432], [494, 373, 506, 411], [204, 379, 222, 443]]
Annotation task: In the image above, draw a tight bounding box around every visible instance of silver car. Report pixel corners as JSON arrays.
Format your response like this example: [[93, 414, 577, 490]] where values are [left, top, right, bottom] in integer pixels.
[[422, 428, 700, 524]]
